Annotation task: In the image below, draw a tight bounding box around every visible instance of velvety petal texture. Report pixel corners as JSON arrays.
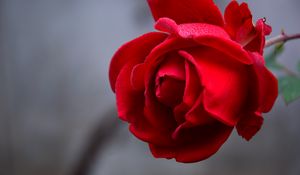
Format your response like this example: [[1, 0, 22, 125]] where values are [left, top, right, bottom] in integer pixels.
[[109, 0, 278, 163]]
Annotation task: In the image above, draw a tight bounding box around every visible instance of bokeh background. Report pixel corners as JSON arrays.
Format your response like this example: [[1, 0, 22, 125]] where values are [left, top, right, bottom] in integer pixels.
[[1, 0, 300, 175]]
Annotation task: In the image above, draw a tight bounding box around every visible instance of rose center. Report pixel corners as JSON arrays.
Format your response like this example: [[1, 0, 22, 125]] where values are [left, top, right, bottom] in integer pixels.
[[155, 75, 185, 108]]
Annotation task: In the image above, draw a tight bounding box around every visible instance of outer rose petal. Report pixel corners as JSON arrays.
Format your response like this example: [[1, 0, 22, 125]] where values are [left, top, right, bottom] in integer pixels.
[[149, 122, 233, 163], [236, 112, 263, 141], [249, 52, 278, 112], [147, 0, 224, 26], [109, 32, 167, 91], [154, 18, 253, 65], [224, 1, 255, 41], [115, 64, 144, 123], [129, 121, 175, 146], [224, 1, 272, 54], [244, 19, 272, 54], [131, 63, 146, 91], [155, 18, 229, 39]]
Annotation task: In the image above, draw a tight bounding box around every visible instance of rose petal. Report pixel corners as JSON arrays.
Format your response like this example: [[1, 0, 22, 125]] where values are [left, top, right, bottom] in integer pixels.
[[129, 122, 174, 146], [155, 18, 229, 39], [116, 65, 175, 146], [147, 0, 224, 26], [244, 19, 272, 54], [172, 58, 213, 126], [155, 75, 185, 108], [131, 63, 146, 91], [173, 103, 189, 125], [181, 60, 215, 126], [179, 48, 249, 126], [193, 36, 252, 65], [154, 18, 179, 35], [149, 144, 175, 160], [154, 18, 252, 64], [182, 59, 201, 107], [144, 81, 177, 134], [144, 37, 196, 92], [224, 1, 272, 53], [236, 111, 264, 141], [130, 65, 178, 146], [115, 65, 144, 123], [149, 121, 233, 163], [109, 32, 167, 91], [235, 19, 256, 46], [249, 52, 278, 112], [184, 98, 216, 127], [224, 1, 254, 40], [156, 52, 185, 80]]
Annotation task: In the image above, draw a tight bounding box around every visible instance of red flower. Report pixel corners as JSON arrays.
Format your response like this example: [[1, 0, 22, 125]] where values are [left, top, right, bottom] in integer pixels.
[[109, 0, 278, 163]]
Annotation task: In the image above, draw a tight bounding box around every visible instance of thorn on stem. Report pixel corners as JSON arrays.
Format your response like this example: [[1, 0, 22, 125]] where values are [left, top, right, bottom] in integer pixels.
[[281, 29, 286, 36]]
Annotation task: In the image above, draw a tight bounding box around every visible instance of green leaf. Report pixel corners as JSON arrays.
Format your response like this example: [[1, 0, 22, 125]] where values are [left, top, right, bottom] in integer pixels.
[[265, 43, 285, 70], [278, 76, 300, 104]]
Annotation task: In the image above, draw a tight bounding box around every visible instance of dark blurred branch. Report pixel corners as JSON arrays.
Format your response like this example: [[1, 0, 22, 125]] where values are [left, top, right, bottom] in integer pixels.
[[71, 109, 121, 175], [265, 31, 300, 48], [1, 1, 16, 173]]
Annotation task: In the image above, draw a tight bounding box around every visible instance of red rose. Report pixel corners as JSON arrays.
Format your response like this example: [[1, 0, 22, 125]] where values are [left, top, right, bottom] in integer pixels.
[[109, 0, 278, 163]]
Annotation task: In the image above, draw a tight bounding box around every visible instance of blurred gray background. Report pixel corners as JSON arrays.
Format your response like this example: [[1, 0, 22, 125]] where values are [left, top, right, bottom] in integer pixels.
[[0, 0, 300, 175]]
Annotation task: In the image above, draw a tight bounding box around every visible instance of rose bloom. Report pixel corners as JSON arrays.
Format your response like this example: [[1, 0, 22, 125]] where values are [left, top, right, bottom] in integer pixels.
[[109, 0, 278, 163]]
